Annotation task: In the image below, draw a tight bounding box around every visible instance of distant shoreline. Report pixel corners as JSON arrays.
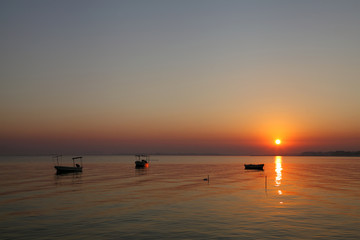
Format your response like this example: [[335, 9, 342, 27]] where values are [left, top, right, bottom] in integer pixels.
[[299, 151, 360, 156]]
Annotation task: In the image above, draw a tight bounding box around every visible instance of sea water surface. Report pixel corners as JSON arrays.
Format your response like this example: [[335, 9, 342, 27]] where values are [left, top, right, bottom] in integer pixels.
[[0, 156, 359, 239]]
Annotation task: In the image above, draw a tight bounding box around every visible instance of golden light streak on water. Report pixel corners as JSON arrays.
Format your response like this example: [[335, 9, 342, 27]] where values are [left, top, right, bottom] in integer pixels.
[[275, 156, 282, 187]]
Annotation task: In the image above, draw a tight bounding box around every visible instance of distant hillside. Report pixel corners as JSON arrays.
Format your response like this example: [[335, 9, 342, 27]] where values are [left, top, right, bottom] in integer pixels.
[[301, 151, 360, 156]]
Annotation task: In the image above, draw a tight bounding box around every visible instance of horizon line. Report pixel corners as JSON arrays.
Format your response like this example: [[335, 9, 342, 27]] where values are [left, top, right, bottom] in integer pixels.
[[1, 150, 360, 157]]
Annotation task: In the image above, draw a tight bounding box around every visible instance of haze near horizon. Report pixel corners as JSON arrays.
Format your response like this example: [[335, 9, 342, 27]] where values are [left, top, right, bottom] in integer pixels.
[[1, 0, 359, 155]]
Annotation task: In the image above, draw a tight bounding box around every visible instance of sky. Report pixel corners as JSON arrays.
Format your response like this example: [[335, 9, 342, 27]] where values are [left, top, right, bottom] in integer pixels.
[[1, 0, 360, 155]]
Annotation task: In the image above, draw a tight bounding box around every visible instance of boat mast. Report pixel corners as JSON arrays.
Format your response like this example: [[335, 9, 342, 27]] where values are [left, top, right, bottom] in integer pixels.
[[72, 156, 83, 167], [53, 155, 62, 166]]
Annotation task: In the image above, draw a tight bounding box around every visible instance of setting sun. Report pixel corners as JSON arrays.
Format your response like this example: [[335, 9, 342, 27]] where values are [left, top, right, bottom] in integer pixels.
[[275, 139, 281, 145]]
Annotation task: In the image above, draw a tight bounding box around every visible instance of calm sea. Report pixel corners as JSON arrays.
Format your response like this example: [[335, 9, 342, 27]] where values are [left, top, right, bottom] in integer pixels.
[[0, 156, 359, 239]]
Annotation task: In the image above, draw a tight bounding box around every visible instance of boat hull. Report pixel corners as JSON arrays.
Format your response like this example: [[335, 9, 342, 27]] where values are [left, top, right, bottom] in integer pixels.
[[244, 164, 264, 170], [54, 166, 83, 174], [135, 161, 148, 168]]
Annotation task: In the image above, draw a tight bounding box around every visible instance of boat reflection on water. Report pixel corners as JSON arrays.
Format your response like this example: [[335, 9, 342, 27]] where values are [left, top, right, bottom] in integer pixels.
[[135, 167, 148, 176], [54, 171, 82, 186]]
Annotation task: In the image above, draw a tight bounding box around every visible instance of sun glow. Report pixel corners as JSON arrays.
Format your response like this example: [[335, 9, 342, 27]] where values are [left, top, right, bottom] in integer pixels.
[[275, 139, 281, 145]]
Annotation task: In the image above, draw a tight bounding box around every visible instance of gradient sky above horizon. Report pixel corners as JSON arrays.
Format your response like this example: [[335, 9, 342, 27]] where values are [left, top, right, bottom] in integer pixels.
[[1, 0, 359, 155]]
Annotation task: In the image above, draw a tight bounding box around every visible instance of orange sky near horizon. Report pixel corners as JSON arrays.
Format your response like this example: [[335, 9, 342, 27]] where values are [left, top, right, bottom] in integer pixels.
[[1, 107, 359, 155]]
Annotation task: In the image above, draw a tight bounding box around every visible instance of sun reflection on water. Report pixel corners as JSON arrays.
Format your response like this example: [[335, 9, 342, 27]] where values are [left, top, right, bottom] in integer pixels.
[[275, 156, 282, 187]]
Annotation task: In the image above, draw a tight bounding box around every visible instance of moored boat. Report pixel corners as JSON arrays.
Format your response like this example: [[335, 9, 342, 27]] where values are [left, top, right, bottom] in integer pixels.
[[54, 156, 83, 174], [244, 164, 264, 170], [135, 154, 149, 168]]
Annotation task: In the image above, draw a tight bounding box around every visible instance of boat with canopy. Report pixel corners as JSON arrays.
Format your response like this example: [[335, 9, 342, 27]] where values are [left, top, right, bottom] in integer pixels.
[[54, 155, 83, 174]]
